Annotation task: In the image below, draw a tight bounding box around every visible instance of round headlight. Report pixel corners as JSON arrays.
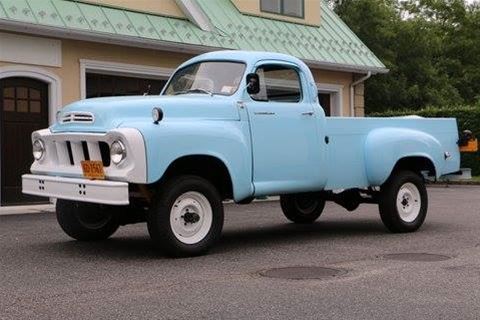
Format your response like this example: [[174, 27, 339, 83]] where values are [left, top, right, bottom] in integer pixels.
[[152, 107, 163, 124], [32, 139, 45, 160], [110, 140, 126, 165]]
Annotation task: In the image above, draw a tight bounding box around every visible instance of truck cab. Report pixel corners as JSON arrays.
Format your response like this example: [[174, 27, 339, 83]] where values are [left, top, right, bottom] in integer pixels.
[[22, 51, 469, 257]]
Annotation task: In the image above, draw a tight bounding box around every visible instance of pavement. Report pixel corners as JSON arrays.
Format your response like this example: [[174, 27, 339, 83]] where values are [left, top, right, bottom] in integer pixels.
[[0, 204, 54, 216], [1, 185, 480, 319]]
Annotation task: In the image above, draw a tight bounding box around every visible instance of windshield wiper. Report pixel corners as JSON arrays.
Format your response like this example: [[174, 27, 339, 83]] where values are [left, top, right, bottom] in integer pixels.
[[174, 88, 214, 96]]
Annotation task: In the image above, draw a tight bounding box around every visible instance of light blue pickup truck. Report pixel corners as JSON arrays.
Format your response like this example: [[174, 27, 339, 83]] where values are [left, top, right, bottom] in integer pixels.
[[23, 51, 469, 256]]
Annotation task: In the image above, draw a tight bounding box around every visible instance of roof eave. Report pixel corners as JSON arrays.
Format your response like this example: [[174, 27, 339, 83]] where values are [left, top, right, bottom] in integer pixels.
[[0, 19, 220, 55], [304, 59, 389, 75], [0, 19, 389, 74]]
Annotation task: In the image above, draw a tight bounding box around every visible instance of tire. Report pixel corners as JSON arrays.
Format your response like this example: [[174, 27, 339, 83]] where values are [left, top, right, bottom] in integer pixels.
[[379, 170, 428, 233], [147, 175, 224, 257], [280, 193, 326, 224], [56, 199, 120, 241]]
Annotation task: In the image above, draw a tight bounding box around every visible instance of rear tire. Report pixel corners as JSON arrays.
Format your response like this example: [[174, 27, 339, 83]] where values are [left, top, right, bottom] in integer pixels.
[[280, 193, 325, 224], [147, 175, 224, 257], [379, 170, 428, 233], [56, 200, 120, 241]]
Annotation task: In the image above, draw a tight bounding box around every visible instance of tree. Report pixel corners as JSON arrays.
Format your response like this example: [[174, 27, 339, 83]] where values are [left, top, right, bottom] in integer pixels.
[[329, 0, 480, 113]]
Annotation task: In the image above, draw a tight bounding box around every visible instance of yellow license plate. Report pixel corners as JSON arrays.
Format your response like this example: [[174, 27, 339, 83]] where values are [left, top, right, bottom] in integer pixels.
[[81, 160, 105, 180]]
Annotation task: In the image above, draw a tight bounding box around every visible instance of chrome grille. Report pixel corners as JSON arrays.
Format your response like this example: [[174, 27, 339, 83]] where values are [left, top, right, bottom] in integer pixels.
[[61, 112, 94, 124], [55, 140, 110, 167]]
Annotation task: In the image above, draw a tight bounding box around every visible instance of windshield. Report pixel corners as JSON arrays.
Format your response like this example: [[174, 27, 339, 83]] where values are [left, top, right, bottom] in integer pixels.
[[163, 61, 246, 96]]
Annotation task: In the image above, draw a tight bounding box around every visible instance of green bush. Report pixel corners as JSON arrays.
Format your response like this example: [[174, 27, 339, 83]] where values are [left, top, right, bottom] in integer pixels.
[[369, 106, 480, 176]]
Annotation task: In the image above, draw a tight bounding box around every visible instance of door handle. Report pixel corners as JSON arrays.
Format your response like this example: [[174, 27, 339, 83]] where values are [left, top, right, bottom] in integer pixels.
[[254, 112, 275, 115], [301, 112, 314, 116]]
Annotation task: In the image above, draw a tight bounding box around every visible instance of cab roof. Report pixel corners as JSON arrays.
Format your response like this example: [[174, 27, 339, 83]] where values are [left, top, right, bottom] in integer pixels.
[[178, 50, 308, 69]]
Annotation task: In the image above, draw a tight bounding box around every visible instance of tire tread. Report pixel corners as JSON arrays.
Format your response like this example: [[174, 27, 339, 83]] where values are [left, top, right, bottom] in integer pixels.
[[147, 175, 224, 257]]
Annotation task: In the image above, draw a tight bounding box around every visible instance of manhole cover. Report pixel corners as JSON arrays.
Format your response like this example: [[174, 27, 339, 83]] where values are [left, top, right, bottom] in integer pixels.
[[260, 266, 346, 280], [382, 253, 451, 262]]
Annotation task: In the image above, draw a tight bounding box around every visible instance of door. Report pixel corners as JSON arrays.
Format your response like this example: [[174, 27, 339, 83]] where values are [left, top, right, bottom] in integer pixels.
[[245, 63, 325, 195], [1, 78, 49, 205], [86, 73, 167, 98]]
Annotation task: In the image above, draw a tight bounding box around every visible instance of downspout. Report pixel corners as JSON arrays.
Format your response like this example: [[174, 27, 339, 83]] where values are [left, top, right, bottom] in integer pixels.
[[349, 71, 371, 117]]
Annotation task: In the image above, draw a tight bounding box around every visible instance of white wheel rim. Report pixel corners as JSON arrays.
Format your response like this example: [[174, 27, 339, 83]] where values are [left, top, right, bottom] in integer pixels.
[[396, 182, 421, 223], [170, 191, 213, 245]]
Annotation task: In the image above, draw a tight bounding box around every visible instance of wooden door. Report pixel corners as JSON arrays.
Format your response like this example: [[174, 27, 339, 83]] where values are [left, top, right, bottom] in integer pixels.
[[1, 78, 49, 205]]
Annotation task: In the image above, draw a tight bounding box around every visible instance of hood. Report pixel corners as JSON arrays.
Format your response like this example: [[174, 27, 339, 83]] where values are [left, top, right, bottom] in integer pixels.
[[51, 95, 240, 133]]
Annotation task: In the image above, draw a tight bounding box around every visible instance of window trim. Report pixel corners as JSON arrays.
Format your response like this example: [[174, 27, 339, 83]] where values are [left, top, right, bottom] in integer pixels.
[[250, 63, 303, 103], [316, 82, 344, 116], [80, 59, 174, 99], [260, 0, 305, 19]]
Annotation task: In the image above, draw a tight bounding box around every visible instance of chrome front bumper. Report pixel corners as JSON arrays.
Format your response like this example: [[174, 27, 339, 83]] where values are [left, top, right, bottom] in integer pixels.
[[22, 174, 129, 205]]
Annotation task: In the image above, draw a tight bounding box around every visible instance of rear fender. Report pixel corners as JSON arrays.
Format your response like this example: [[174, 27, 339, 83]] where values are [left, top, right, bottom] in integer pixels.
[[365, 128, 443, 185]]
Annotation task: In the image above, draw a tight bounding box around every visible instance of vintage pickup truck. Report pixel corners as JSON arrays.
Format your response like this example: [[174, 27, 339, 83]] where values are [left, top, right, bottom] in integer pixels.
[[22, 51, 473, 256]]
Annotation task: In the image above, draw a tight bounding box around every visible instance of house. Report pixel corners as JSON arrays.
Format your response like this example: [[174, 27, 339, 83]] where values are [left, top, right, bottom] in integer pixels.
[[0, 0, 387, 207]]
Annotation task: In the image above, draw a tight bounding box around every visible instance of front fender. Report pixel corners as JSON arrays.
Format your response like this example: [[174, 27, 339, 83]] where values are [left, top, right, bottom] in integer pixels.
[[131, 120, 253, 201], [365, 128, 444, 185]]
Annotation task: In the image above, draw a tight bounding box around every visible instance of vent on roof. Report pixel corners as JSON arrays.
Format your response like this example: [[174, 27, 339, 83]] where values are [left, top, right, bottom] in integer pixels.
[[61, 112, 94, 124]]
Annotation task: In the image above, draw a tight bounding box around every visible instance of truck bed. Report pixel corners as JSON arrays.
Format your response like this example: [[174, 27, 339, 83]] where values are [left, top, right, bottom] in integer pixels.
[[323, 117, 460, 189]]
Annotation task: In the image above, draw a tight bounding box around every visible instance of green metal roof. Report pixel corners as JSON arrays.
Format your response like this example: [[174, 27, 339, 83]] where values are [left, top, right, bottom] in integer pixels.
[[0, 0, 387, 73], [198, 0, 386, 72]]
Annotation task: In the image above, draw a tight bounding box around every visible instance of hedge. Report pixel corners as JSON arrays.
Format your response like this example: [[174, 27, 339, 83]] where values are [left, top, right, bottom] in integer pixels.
[[368, 106, 480, 176]]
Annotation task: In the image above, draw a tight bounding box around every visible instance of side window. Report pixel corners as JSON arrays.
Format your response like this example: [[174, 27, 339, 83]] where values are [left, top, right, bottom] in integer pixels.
[[251, 65, 302, 103]]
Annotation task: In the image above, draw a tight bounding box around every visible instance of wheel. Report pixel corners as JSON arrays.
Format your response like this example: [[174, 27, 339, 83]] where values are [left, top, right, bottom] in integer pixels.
[[147, 175, 224, 257], [280, 193, 326, 224], [379, 170, 428, 233], [56, 199, 120, 241]]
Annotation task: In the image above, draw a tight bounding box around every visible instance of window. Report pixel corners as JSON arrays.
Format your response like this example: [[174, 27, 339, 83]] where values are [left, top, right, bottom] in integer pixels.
[[318, 93, 331, 116], [164, 61, 246, 96], [251, 65, 302, 102], [317, 83, 344, 116], [260, 0, 304, 18]]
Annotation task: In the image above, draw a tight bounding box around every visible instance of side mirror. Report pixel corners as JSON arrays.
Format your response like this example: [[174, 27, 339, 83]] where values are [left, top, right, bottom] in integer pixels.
[[246, 73, 260, 95]]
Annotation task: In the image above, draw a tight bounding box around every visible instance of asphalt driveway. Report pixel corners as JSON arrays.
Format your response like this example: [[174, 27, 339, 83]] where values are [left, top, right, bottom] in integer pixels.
[[1, 185, 480, 319]]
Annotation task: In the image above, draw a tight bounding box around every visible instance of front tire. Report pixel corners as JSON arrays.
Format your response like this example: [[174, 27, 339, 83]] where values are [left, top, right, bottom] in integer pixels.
[[56, 200, 120, 241], [147, 175, 224, 257], [379, 170, 428, 233], [280, 193, 326, 224]]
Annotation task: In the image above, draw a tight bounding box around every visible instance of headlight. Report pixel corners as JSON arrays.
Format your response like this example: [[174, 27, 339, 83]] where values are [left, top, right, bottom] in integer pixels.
[[32, 139, 45, 160], [110, 140, 126, 165]]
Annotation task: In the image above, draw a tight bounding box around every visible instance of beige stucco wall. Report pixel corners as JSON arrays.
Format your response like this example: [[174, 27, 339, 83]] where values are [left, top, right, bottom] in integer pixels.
[[0, 33, 364, 116], [231, 0, 321, 26], [354, 82, 365, 117], [60, 39, 192, 104], [1, 36, 192, 106], [82, 0, 185, 18]]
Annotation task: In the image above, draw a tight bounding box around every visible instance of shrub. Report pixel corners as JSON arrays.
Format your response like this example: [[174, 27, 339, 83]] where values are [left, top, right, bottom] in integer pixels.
[[369, 106, 480, 176]]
